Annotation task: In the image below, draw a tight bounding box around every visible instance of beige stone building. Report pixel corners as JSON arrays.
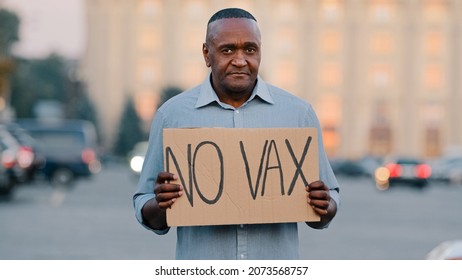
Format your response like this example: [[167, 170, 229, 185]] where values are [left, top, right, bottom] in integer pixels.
[[82, 0, 462, 159]]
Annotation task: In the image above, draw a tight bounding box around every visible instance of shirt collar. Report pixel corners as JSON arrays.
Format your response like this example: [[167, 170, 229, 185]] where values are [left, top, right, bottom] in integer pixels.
[[195, 74, 274, 108]]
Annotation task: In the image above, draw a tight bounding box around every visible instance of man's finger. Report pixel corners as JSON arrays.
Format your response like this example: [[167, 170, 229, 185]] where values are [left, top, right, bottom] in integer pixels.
[[156, 172, 178, 184]]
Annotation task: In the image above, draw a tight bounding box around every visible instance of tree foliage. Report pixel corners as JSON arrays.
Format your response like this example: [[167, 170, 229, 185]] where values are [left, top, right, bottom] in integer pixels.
[[0, 8, 20, 55], [112, 86, 183, 156], [2, 9, 101, 144], [158, 86, 183, 108], [64, 79, 102, 143], [113, 96, 145, 156], [10, 55, 97, 118], [9, 54, 101, 142], [10, 55, 67, 117]]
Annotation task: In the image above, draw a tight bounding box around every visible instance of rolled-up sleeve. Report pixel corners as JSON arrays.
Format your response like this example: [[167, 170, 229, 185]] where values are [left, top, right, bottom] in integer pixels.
[[133, 110, 170, 235]]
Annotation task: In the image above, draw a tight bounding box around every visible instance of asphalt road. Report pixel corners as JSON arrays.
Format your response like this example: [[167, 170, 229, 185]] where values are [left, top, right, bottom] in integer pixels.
[[1, 163, 461, 260]]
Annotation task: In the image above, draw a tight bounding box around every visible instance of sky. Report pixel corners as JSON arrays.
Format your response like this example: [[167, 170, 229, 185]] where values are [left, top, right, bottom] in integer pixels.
[[2, 0, 85, 59]]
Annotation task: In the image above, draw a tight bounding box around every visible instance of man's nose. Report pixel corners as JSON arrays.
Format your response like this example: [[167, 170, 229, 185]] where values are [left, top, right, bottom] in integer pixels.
[[232, 51, 247, 67]]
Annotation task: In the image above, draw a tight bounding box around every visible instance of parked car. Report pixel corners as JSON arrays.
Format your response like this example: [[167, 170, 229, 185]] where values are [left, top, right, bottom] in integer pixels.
[[331, 158, 368, 177], [0, 135, 15, 198], [0, 125, 28, 184], [430, 156, 462, 185], [15, 119, 101, 186], [330, 156, 381, 177], [0, 124, 37, 197], [128, 141, 148, 176], [3, 122, 44, 182], [374, 156, 432, 190]]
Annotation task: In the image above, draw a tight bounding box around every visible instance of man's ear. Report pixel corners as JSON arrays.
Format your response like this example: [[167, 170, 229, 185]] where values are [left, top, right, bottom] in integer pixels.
[[202, 43, 211, 67]]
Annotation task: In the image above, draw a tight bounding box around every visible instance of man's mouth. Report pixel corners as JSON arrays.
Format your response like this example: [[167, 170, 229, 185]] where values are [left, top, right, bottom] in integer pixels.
[[228, 72, 249, 77]]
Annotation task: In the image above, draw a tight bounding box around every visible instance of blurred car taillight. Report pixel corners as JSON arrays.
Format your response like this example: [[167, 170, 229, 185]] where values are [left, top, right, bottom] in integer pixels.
[[2, 150, 16, 169], [17, 146, 35, 169], [416, 163, 432, 179], [386, 163, 402, 178], [81, 148, 96, 165], [81, 148, 101, 174]]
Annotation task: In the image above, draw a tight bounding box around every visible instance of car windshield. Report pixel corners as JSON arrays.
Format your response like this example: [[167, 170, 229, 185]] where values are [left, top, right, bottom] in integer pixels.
[[28, 131, 85, 155], [396, 159, 420, 164]]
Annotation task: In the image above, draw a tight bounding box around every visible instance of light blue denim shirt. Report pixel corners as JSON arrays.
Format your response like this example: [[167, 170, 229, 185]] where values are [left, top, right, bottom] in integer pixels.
[[133, 75, 340, 260]]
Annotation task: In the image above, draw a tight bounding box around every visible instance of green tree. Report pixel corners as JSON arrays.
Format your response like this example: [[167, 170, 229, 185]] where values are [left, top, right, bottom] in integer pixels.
[[9, 54, 101, 143], [113, 95, 145, 156], [65, 79, 101, 143], [158, 86, 183, 108], [10, 54, 78, 117], [0, 8, 20, 115], [30, 54, 69, 102], [0, 8, 20, 55]]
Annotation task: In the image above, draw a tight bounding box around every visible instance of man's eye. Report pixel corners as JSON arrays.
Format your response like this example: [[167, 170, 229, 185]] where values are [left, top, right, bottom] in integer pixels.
[[246, 48, 256, 53], [222, 49, 233, 54]]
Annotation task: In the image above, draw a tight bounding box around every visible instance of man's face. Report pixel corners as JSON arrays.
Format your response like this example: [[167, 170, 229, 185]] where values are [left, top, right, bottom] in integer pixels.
[[203, 18, 261, 99]]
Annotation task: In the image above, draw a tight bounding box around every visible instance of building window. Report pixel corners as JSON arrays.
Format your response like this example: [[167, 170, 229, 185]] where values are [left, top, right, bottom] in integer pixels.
[[183, 0, 206, 20], [369, 0, 396, 24], [370, 100, 392, 156], [370, 32, 394, 55], [317, 94, 341, 157], [320, 63, 342, 88], [423, 31, 444, 57], [185, 27, 203, 51], [423, 0, 448, 22], [183, 59, 207, 88], [273, 61, 297, 90], [134, 90, 157, 122], [374, 99, 391, 125], [318, 93, 341, 124], [423, 63, 443, 90], [139, 0, 162, 19], [138, 27, 160, 51], [369, 125, 392, 156], [322, 126, 339, 158], [422, 101, 444, 126], [320, 0, 344, 23], [370, 64, 393, 89], [425, 127, 441, 157], [421, 102, 443, 157], [276, 1, 299, 22], [277, 28, 298, 55], [321, 31, 342, 55], [136, 59, 159, 85]]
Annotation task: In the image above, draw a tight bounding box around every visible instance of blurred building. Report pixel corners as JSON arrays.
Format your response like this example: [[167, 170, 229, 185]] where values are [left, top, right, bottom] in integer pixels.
[[82, 0, 462, 159]]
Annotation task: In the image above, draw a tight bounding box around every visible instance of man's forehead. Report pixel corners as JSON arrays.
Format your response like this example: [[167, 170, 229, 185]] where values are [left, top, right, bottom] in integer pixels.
[[207, 18, 261, 41]]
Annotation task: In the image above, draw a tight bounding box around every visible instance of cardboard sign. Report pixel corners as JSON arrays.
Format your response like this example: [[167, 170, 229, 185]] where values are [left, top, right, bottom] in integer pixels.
[[164, 128, 320, 226]]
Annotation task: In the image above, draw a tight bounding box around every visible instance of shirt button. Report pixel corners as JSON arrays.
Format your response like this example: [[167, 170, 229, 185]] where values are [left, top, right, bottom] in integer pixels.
[[235, 110, 239, 114], [240, 254, 245, 259], [240, 224, 244, 228]]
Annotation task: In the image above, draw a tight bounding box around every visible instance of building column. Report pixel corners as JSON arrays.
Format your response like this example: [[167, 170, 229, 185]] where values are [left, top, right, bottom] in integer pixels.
[[448, 0, 462, 151], [340, 0, 364, 158], [398, 0, 420, 157]]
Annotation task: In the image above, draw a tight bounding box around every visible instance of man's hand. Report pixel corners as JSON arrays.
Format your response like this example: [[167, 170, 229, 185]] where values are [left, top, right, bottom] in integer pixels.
[[154, 172, 183, 210], [305, 180, 337, 229], [141, 172, 183, 230], [306, 180, 331, 215]]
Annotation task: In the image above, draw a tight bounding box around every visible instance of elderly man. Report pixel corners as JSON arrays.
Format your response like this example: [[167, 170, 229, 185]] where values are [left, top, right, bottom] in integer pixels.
[[133, 7, 340, 260]]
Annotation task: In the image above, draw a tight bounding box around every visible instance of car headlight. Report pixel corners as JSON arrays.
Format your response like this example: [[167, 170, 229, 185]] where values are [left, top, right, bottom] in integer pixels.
[[130, 156, 144, 174], [375, 166, 390, 183]]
